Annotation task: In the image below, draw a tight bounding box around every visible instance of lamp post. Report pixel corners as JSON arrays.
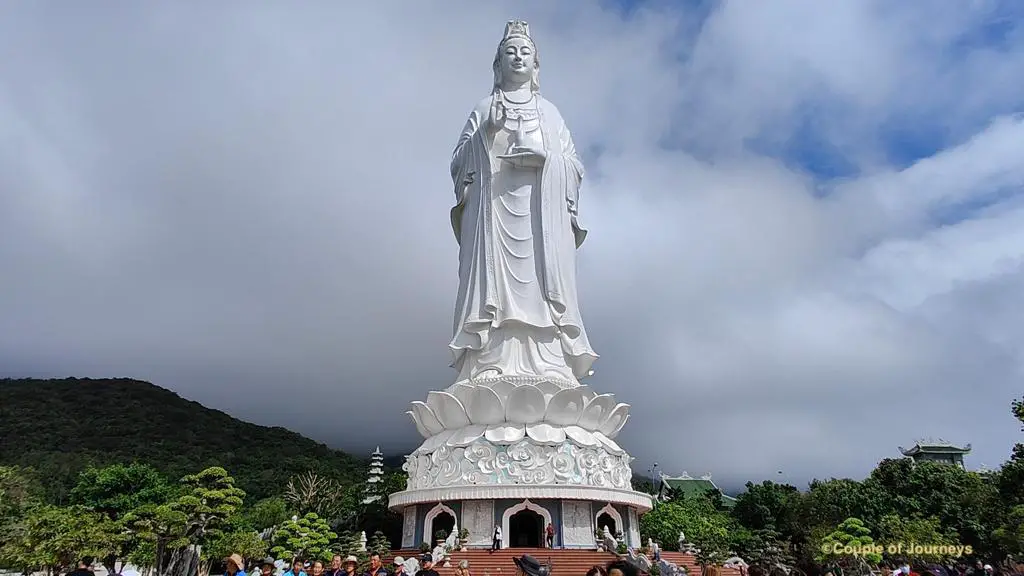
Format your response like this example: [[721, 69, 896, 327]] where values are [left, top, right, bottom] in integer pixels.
[[648, 462, 659, 497]]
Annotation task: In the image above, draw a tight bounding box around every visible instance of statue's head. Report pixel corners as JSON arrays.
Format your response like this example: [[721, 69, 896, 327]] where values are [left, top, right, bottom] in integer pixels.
[[493, 20, 540, 92]]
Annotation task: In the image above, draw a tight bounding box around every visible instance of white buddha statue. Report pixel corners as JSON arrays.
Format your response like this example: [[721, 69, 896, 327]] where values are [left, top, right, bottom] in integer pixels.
[[448, 20, 597, 387]]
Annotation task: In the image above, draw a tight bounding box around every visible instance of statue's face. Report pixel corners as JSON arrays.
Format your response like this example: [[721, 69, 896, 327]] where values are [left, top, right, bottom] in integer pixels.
[[498, 37, 535, 84]]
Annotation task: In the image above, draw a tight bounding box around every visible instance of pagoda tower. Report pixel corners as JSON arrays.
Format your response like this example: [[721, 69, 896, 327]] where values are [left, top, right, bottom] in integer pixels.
[[363, 446, 385, 504]]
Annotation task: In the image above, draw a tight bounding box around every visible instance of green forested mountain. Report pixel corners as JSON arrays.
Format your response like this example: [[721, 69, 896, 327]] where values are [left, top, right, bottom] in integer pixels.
[[0, 377, 367, 502]]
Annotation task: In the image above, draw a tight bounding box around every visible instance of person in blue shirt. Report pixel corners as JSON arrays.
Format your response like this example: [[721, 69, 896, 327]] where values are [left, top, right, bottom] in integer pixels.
[[225, 555, 247, 576], [284, 558, 307, 576]]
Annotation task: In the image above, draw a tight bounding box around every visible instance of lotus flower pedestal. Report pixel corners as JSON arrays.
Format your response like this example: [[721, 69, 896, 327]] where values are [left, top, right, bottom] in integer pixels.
[[388, 376, 653, 550]]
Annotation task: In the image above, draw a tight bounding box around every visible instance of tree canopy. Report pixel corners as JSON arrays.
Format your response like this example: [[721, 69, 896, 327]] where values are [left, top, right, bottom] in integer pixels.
[[0, 378, 368, 502]]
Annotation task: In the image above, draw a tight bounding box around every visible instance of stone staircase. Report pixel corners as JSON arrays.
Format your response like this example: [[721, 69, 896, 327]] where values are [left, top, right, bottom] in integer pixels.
[[385, 549, 742, 576], [658, 552, 743, 576], [388, 548, 615, 576]]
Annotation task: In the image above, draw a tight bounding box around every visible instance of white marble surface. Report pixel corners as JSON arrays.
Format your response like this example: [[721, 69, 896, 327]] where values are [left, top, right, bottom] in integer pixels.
[[462, 499, 495, 547], [561, 500, 595, 547], [390, 19, 654, 523], [389, 484, 653, 512], [401, 505, 417, 548], [404, 438, 633, 490], [628, 507, 641, 547], [408, 379, 630, 440], [447, 19, 597, 386]]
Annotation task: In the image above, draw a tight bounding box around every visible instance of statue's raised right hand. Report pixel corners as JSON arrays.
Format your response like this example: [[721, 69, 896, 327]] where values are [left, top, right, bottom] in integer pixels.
[[482, 94, 502, 135]]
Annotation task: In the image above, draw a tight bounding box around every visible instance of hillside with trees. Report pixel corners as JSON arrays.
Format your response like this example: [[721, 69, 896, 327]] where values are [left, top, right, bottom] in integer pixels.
[[2, 378, 1021, 576], [0, 378, 370, 503]]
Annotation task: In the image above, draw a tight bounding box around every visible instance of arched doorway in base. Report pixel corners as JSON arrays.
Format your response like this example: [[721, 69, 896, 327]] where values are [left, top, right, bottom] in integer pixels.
[[595, 503, 623, 539], [502, 499, 552, 548], [596, 512, 617, 536], [509, 509, 543, 547], [431, 511, 456, 543], [423, 503, 458, 545]]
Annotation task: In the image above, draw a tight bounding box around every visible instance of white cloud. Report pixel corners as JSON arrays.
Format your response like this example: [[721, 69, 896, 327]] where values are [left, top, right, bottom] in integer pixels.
[[0, 0, 1022, 488]]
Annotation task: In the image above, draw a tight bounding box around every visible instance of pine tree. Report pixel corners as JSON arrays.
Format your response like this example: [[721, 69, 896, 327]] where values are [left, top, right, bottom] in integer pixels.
[[369, 531, 391, 556]]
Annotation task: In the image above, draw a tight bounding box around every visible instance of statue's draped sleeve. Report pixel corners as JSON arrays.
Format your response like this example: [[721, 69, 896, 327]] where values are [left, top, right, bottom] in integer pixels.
[[543, 103, 587, 248], [536, 99, 596, 375], [449, 98, 492, 244]]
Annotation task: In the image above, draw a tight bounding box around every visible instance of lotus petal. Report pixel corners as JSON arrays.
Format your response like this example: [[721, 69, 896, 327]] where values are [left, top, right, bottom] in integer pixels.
[[427, 391, 471, 429], [411, 401, 445, 436], [506, 384, 546, 424], [488, 379, 515, 402], [485, 424, 526, 443], [408, 410, 431, 438], [535, 379, 562, 397], [451, 383, 475, 408], [468, 386, 504, 425], [565, 425, 599, 447], [447, 424, 487, 447], [608, 414, 629, 440], [420, 429, 456, 453], [578, 385, 597, 402], [598, 403, 630, 438], [578, 393, 616, 430], [526, 423, 566, 443], [593, 431, 623, 454], [545, 387, 587, 426]]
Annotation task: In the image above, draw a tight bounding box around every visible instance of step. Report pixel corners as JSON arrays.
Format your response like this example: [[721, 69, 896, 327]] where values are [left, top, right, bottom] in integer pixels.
[[385, 549, 742, 576]]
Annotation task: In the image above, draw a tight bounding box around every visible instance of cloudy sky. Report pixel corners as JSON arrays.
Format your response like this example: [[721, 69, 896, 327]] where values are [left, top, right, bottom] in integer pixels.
[[2, 0, 1023, 492]]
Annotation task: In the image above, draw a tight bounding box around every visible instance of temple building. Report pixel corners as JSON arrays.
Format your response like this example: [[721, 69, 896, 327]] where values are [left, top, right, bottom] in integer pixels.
[[898, 439, 971, 469], [656, 472, 737, 509]]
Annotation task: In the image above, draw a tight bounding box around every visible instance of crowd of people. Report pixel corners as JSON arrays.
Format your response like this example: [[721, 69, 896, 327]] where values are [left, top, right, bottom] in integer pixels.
[[58, 549, 1021, 576], [214, 552, 636, 576]]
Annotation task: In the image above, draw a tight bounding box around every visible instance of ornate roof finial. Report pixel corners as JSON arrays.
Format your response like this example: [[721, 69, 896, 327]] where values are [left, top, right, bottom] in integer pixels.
[[502, 20, 532, 43]]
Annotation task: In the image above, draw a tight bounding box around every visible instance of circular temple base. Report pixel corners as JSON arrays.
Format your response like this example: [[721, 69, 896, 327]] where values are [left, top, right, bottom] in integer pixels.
[[388, 484, 653, 511]]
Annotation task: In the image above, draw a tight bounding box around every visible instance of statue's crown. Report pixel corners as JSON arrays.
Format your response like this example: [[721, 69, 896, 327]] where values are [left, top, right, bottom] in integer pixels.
[[502, 20, 532, 43]]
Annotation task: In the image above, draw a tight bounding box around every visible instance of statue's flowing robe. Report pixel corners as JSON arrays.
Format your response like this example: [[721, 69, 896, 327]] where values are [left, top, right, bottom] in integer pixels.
[[448, 94, 597, 381]]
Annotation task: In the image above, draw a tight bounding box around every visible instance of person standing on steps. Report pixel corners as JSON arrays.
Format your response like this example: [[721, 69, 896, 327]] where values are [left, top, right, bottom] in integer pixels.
[[545, 523, 554, 548], [512, 555, 550, 576], [491, 524, 502, 552], [415, 555, 439, 576]]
